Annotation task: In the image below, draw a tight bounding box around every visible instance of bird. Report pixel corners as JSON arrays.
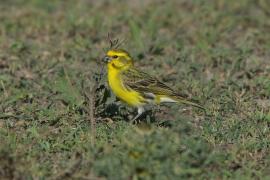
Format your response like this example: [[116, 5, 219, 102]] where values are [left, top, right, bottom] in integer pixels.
[[103, 49, 205, 122]]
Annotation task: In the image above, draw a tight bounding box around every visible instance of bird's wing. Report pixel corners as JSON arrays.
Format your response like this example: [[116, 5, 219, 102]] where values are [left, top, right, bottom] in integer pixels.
[[121, 68, 204, 110], [121, 68, 177, 97]]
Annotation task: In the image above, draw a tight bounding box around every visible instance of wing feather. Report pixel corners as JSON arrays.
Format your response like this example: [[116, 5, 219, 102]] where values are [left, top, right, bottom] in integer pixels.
[[121, 68, 179, 97]]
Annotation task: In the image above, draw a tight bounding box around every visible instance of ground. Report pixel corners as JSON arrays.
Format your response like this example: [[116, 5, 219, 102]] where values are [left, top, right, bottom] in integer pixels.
[[0, 0, 270, 179]]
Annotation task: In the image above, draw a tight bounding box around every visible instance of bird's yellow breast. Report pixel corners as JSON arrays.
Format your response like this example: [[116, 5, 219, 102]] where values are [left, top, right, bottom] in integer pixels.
[[108, 64, 144, 107]]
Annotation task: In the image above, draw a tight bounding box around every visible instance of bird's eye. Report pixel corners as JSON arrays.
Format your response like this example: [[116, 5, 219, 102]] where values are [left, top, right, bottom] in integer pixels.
[[113, 55, 118, 58]]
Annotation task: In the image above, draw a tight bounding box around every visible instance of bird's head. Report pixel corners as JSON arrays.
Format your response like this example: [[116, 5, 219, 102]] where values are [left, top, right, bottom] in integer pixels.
[[103, 49, 133, 70]]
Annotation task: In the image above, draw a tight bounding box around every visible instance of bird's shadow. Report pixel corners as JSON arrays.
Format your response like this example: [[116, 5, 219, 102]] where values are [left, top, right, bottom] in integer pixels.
[[103, 102, 157, 124], [103, 102, 193, 129]]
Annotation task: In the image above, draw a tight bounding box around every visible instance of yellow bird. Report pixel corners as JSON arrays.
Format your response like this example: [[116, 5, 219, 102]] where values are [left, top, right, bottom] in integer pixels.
[[103, 49, 205, 121]]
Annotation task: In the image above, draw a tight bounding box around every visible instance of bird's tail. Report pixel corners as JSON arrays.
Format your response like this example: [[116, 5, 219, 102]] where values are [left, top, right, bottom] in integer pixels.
[[171, 95, 205, 111]]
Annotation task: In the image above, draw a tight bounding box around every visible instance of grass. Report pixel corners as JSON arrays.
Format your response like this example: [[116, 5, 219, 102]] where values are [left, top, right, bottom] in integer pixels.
[[0, 0, 270, 179]]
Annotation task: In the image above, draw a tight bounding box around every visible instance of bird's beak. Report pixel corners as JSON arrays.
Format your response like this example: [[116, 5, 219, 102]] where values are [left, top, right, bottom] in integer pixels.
[[103, 56, 111, 63]]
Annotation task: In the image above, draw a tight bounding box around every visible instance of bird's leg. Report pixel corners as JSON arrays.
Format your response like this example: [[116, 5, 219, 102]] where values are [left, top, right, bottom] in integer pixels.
[[152, 104, 160, 121], [131, 106, 144, 124]]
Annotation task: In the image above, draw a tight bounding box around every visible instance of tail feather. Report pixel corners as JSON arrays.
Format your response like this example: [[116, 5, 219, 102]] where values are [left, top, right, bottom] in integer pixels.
[[172, 95, 205, 111]]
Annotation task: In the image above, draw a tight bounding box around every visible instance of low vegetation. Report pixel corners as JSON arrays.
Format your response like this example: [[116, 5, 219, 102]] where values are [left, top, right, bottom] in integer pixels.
[[0, 0, 270, 179]]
